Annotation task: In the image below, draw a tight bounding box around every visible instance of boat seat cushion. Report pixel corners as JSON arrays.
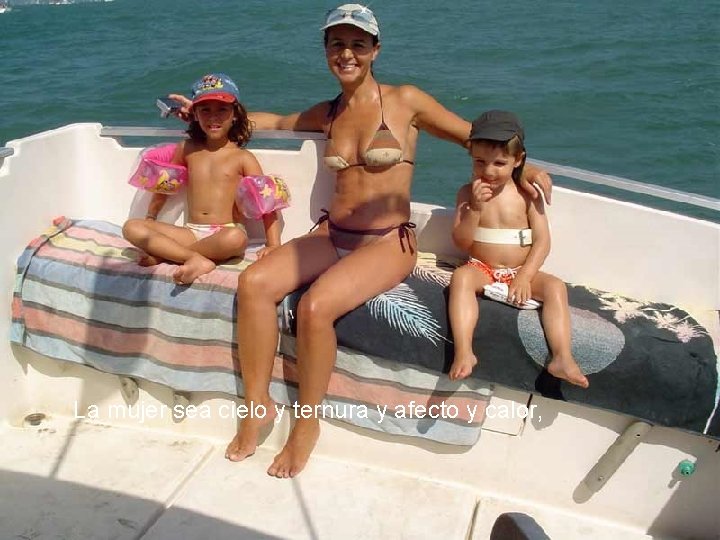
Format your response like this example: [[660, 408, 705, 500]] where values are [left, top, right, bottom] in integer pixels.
[[10, 218, 490, 446], [280, 254, 719, 439], [11, 218, 720, 440]]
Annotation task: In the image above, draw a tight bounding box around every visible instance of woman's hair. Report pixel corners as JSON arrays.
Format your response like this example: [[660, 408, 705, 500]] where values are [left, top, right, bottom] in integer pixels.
[[186, 101, 252, 147], [472, 135, 526, 183]]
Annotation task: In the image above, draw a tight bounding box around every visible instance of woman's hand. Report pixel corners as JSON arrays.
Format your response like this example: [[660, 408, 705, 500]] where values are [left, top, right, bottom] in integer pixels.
[[168, 94, 193, 122], [520, 164, 552, 205], [508, 276, 532, 306]]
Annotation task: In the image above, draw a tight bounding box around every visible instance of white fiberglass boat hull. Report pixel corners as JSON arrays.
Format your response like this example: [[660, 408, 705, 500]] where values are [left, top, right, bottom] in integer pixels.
[[0, 124, 718, 539]]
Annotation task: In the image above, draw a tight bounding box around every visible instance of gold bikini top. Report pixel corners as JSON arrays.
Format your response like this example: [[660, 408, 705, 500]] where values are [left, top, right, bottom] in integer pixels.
[[323, 84, 415, 171]]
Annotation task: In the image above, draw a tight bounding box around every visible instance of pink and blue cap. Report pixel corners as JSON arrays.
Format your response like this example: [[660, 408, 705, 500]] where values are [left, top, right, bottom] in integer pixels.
[[191, 73, 240, 105]]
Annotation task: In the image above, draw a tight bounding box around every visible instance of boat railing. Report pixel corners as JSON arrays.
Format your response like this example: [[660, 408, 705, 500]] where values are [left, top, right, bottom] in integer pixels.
[[99, 126, 325, 141], [94, 126, 716, 214]]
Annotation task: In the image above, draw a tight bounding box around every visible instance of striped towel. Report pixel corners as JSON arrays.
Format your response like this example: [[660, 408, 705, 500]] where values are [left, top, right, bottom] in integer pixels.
[[11, 217, 491, 445]]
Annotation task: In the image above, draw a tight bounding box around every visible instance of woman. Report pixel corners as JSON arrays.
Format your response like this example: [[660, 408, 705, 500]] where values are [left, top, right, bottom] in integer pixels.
[[175, 4, 552, 478]]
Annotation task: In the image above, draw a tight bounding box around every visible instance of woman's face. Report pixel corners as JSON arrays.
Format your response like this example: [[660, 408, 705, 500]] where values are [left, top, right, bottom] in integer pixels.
[[325, 25, 379, 83]]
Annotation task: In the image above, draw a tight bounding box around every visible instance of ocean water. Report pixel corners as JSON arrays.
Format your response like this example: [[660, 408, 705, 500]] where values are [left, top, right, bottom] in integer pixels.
[[1, 0, 718, 220]]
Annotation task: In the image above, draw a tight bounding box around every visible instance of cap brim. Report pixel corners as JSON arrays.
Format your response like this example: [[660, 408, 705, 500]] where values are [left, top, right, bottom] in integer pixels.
[[469, 129, 522, 142], [321, 20, 378, 36], [192, 93, 237, 105]]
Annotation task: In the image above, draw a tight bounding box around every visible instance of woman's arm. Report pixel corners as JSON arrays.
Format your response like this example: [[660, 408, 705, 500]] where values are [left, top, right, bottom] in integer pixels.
[[404, 85, 470, 146], [249, 110, 322, 131], [403, 85, 553, 203]]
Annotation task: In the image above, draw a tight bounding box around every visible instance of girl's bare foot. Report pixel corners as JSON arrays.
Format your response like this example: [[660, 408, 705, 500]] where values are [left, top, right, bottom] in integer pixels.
[[172, 253, 215, 284], [267, 418, 320, 479], [225, 398, 277, 462], [138, 253, 163, 266], [547, 355, 589, 388], [449, 353, 478, 381]]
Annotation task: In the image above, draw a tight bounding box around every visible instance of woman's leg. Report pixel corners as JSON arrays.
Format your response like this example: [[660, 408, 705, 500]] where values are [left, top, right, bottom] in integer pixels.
[[531, 272, 589, 388], [448, 265, 492, 380], [267, 233, 417, 478], [226, 227, 340, 461]]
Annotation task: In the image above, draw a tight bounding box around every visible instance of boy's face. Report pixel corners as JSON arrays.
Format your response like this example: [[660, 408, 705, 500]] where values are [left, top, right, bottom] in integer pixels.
[[193, 100, 235, 139], [470, 141, 523, 187]]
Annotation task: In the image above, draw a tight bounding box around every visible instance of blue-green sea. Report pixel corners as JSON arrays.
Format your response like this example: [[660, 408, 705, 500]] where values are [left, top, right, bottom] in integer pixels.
[[1, 0, 718, 220]]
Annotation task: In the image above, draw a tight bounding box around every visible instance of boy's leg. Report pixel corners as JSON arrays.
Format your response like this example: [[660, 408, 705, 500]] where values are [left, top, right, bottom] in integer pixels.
[[531, 272, 589, 388], [448, 264, 492, 380], [267, 231, 417, 478], [227, 227, 340, 462]]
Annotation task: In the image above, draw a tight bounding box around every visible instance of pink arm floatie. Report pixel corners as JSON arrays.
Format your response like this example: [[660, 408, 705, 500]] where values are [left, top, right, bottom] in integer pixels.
[[236, 174, 291, 220], [128, 143, 188, 194]]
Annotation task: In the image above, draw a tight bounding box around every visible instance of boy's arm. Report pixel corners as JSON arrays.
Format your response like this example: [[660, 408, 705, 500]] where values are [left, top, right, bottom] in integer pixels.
[[452, 183, 480, 252], [515, 196, 551, 282], [506, 195, 549, 305]]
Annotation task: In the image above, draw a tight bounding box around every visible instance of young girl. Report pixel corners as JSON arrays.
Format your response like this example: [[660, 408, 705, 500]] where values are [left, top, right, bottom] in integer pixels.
[[448, 110, 588, 388], [123, 73, 281, 284]]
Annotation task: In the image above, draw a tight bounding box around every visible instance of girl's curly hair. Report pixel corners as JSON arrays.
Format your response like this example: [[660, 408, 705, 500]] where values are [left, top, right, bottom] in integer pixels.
[[186, 101, 253, 147]]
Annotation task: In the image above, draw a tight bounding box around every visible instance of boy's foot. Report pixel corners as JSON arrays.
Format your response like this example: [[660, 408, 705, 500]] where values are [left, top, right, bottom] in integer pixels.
[[138, 253, 163, 266], [225, 398, 277, 462], [267, 418, 320, 479], [547, 356, 589, 388], [449, 353, 478, 381], [172, 253, 216, 284]]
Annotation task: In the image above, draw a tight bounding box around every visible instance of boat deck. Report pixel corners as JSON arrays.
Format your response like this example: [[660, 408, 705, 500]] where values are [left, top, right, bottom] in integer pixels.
[[3, 415, 659, 540]]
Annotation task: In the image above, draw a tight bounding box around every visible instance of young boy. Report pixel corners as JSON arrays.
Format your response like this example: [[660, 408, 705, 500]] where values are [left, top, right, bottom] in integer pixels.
[[448, 110, 588, 387], [123, 73, 281, 284]]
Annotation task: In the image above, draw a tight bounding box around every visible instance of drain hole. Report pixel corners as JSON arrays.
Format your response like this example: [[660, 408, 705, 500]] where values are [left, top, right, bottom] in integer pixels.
[[23, 413, 47, 427]]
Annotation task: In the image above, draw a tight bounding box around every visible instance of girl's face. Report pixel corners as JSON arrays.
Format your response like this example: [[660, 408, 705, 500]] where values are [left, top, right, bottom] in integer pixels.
[[193, 100, 235, 140], [325, 25, 379, 83], [470, 142, 524, 188]]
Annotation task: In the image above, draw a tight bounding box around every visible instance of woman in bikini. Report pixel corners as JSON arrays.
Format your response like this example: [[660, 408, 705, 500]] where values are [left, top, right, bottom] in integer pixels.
[[173, 4, 553, 478]]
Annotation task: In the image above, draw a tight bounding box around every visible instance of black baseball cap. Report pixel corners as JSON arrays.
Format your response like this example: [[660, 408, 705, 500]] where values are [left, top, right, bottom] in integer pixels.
[[469, 110, 524, 143]]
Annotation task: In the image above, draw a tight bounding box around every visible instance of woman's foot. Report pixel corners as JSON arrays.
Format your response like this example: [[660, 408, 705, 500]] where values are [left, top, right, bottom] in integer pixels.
[[547, 355, 589, 388], [267, 418, 320, 479], [173, 253, 215, 284], [449, 352, 478, 381], [225, 398, 277, 462]]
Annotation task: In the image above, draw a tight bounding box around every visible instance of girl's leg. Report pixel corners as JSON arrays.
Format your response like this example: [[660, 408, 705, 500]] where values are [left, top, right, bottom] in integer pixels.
[[531, 272, 589, 388], [173, 227, 248, 284], [448, 265, 492, 380], [122, 219, 198, 266], [267, 233, 417, 478], [226, 227, 339, 461]]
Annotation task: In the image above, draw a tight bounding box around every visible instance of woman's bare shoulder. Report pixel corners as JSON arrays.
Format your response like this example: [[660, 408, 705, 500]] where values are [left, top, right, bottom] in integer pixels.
[[381, 84, 430, 105]]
